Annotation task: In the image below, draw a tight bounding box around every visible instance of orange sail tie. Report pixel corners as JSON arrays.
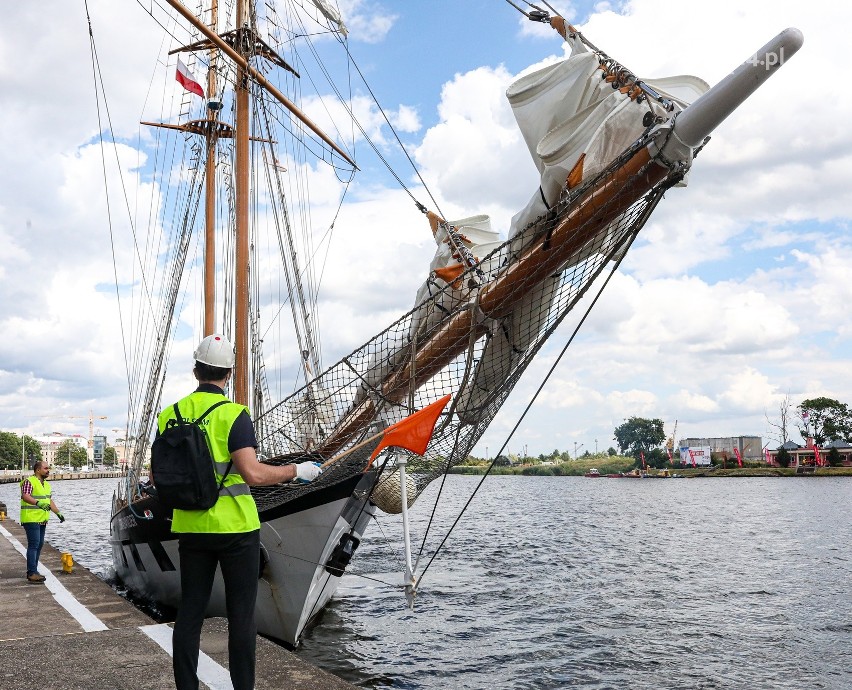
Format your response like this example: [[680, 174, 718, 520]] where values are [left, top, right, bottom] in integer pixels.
[[368, 395, 452, 464]]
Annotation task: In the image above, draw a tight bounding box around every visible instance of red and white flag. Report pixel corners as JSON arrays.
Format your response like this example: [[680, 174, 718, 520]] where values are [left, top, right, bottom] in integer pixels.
[[176, 58, 204, 97]]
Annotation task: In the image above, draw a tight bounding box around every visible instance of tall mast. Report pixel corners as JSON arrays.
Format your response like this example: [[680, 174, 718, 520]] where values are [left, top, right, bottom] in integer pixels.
[[233, 0, 250, 405], [161, 0, 357, 407], [204, 0, 219, 337]]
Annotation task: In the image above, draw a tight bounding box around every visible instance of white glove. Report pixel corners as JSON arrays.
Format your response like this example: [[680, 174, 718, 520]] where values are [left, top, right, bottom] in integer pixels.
[[294, 461, 322, 482]]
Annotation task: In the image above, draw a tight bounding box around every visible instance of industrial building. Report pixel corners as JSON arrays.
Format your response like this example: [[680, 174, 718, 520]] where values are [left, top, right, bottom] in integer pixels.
[[678, 435, 763, 462]]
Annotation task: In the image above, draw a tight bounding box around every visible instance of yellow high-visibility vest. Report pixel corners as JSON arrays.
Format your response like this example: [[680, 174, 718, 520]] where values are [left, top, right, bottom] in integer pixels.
[[20, 476, 51, 524], [157, 391, 260, 534]]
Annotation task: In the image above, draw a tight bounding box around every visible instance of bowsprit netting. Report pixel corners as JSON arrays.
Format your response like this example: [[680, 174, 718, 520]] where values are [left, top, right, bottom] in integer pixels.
[[250, 139, 679, 514]]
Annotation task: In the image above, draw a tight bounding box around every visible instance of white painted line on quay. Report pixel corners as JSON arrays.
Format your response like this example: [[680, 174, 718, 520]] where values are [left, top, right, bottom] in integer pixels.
[[140, 623, 235, 690], [0, 522, 108, 632]]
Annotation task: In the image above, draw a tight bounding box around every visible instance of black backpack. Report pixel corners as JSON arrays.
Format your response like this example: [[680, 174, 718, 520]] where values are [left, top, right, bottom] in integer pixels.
[[150, 400, 233, 510]]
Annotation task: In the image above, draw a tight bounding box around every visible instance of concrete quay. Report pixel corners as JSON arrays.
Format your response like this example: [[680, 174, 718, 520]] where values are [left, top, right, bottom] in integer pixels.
[[0, 469, 124, 484], [0, 517, 355, 689]]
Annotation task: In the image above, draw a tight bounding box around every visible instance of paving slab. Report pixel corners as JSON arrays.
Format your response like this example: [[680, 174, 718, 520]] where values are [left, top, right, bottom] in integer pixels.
[[0, 518, 356, 689]]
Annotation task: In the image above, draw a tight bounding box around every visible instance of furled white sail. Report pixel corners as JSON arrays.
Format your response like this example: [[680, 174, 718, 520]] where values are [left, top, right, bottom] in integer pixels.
[[455, 41, 709, 423], [309, 0, 348, 36]]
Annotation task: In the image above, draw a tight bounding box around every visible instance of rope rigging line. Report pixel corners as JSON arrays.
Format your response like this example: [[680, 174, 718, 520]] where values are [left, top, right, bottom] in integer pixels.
[[414, 184, 671, 589], [336, 39, 445, 219], [86, 0, 199, 466], [84, 0, 132, 406], [272, 5, 441, 216]]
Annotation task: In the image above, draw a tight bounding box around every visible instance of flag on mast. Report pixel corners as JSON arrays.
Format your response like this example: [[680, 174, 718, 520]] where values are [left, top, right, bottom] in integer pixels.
[[368, 395, 452, 462], [176, 58, 204, 97]]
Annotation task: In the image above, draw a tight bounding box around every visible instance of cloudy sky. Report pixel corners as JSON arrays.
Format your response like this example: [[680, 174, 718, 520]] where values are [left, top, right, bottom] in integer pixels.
[[1, 0, 849, 458]]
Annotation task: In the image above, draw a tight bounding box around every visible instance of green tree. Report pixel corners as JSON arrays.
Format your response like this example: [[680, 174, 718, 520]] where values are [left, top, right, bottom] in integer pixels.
[[0, 432, 42, 470], [776, 447, 791, 468], [0, 431, 21, 469], [827, 447, 842, 467], [614, 417, 666, 460], [645, 448, 668, 469], [797, 398, 851, 445], [56, 440, 88, 469], [607, 446, 617, 456], [103, 446, 117, 467]]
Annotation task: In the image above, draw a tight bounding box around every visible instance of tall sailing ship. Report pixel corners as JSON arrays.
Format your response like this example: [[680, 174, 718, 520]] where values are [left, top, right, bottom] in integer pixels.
[[101, 0, 802, 646]]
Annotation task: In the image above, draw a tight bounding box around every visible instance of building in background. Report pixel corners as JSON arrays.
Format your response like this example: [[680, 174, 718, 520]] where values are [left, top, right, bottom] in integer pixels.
[[34, 433, 88, 467], [680, 435, 763, 462], [93, 434, 106, 467], [678, 445, 712, 466]]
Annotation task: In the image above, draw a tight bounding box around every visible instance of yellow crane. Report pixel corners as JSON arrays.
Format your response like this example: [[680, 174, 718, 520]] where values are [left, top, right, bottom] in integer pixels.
[[36, 410, 107, 462], [666, 419, 678, 463]]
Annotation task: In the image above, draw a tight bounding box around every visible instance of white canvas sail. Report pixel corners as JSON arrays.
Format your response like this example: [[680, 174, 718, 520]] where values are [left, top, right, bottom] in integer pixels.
[[456, 43, 710, 422]]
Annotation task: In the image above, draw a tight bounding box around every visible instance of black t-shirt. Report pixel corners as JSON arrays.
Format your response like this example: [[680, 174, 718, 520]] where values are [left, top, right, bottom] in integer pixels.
[[194, 383, 257, 452]]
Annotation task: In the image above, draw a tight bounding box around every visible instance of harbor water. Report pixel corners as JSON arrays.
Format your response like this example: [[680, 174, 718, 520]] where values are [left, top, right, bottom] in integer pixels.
[[2, 475, 850, 688]]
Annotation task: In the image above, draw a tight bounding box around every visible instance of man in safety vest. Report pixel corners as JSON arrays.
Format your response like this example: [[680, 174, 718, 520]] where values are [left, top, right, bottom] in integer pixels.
[[20, 460, 65, 583], [155, 334, 322, 690]]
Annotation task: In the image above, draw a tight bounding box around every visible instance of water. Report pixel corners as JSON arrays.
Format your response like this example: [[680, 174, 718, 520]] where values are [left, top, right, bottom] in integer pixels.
[[2, 476, 850, 688]]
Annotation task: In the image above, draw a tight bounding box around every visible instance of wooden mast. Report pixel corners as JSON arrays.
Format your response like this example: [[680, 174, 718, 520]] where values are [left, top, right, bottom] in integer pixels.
[[162, 0, 356, 408], [233, 0, 250, 405], [204, 0, 219, 337]]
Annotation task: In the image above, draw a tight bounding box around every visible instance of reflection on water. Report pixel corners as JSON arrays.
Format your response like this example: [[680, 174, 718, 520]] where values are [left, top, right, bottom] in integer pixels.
[[2, 475, 850, 688]]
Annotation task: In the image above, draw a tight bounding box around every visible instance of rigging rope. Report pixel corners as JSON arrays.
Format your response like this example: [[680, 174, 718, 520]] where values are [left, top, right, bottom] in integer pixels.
[[414, 187, 670, 588]]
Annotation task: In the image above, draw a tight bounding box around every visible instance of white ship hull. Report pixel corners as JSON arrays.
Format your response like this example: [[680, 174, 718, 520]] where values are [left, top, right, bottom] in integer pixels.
[[110, 473, 376, 646]]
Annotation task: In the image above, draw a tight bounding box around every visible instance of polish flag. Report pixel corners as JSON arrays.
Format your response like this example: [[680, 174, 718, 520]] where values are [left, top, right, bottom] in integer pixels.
[[176, 58, 204, 97]]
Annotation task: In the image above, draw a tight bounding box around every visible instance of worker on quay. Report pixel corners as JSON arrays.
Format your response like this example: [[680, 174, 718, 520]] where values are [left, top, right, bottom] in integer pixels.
[[20, 460, 65, 583], [155, 334, 322, 690]]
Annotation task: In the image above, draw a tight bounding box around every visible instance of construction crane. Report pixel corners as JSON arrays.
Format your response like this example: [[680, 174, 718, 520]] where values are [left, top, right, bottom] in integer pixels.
[[666, 419, 678, 463], [35, 410, 107, 465]]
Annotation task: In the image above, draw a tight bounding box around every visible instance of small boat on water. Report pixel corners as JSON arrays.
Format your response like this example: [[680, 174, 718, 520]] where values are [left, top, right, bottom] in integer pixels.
[[584, 469, 601, 477]]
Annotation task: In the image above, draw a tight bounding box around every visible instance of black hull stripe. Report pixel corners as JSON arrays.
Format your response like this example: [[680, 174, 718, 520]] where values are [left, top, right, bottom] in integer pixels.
[[149, 540, 176, 571], [111, 475, 369, 546], [128, 543, 145, 571]]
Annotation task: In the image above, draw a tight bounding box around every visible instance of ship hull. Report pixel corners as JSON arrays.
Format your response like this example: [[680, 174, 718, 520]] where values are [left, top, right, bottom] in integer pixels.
[[110, 473, 376, 646]]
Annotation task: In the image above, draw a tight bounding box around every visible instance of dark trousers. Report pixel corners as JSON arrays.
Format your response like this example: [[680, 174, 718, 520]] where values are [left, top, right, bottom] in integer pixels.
[[23, 522, 46, 576], [173, 530, 260, 690]]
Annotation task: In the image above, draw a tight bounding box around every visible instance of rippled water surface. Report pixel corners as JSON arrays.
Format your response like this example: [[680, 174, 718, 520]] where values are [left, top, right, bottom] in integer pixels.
[[2, 475, 850, 688]]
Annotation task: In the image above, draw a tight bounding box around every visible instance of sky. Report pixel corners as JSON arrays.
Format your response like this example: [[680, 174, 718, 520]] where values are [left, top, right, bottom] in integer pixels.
[[1, 0, 850, 458]]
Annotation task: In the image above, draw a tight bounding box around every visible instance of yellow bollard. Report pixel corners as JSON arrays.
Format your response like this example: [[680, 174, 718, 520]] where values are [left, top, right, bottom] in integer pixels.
[[0, 510, 6, 521], [61, 552, 74, 574]]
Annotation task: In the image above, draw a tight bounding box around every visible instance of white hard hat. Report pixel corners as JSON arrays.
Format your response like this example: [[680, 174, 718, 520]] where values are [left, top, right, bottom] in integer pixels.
[[193, 334, 235, 368]]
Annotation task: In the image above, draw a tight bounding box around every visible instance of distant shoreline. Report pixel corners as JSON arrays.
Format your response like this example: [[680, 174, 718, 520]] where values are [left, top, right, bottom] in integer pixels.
[[448, 465, 852, 478]]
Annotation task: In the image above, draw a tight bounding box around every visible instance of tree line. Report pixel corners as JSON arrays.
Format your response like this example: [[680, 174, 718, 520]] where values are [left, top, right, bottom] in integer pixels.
[[613, 397, 852, 469], [0, 431, 118, 471]]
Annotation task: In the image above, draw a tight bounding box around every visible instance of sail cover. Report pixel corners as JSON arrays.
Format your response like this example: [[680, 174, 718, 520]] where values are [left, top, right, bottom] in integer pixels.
[[309, 0, 348, 36]]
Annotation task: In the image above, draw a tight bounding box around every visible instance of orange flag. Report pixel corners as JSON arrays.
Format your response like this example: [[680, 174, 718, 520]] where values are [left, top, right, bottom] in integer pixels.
[[368, 395, 452, 463]]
